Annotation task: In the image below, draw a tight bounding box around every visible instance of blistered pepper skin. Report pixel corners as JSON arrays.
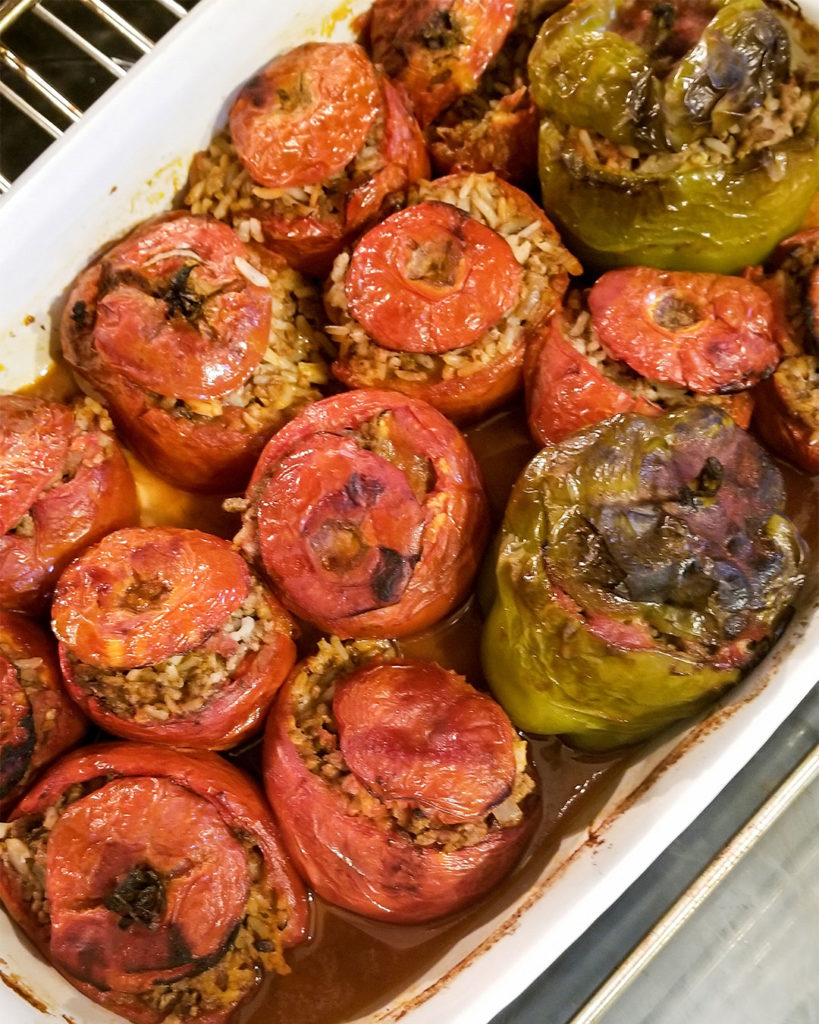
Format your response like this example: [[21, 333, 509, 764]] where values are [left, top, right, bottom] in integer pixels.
[[529, 0, 819, 273], [482, 405, 805, 749]]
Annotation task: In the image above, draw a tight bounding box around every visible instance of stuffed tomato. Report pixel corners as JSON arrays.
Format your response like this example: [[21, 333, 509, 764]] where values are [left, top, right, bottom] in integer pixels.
[[482, 404, 805, 749], [529, 0, 819, 272], [366, 0, 539, 185], [0, 743, 308, 1024], [263, 637, 537, 923], [524, 268, 778, 444], [235, 390, 488, 638], [0, 394, 138, 614], [752, 228, 819, 473], [0, 611, 86, 817], [325, 171, 580, 422], [52, 527, 296, 750], [187, 42, 429, 276], [61, 211, 329, 493]]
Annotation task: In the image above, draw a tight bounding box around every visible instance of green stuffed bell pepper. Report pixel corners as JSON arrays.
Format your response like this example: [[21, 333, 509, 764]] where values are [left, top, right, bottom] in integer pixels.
[[528, 0, 819, 273], [481, 405, 805, 750]]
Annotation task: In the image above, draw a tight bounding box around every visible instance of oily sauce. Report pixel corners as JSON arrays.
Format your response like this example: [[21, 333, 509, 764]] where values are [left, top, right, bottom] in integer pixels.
[[15, 358, 817, 1024]]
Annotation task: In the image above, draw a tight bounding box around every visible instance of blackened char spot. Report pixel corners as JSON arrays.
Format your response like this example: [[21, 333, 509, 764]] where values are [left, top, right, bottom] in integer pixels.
[[345, 472, 384, 507], [104, 864, 166, 931], [70, 300, 89, 328], [0, 706, 35, 800], [372, 547, 413, 605]]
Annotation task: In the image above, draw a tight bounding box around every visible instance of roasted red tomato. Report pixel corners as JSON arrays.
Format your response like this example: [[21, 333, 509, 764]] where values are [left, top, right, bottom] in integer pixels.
[[263, 639, 536, 923], [587, 267, 780, 393], [751, 228, 819, 473], [423, 6, 543, 187], [369, 0, 516, 127], [230, 42, 380, 188], [0, 395, 137, 615], [345, 201, 523, 353], [188, 42, 429, 277], [61, 212, 329, 493], [326, 171, 580, 422], [236, 390, 488, 638], [524, 292, 756, 446], [52, 527, 296, 750], [0, 611, 86, 817], [0, 743, 308, 1024]]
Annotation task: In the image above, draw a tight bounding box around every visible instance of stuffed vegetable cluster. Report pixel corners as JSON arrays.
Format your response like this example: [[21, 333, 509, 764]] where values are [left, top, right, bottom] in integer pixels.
[[1, 2, 817, 1023]]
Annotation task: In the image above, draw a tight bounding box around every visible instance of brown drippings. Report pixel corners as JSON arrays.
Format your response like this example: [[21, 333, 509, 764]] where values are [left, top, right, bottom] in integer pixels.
[[0, 968, 49, 1014]]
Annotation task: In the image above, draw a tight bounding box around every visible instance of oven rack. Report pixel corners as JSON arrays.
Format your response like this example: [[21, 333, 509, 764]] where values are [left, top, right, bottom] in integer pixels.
[[0, 0, 199, 193]]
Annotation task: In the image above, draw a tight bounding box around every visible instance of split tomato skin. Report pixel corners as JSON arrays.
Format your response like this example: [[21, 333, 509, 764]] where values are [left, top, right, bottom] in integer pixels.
[[263, 656, 535, 924], [0, 611, 87, 817], [0, 743, 309, 1024], [239, 390, 489, 638], [0, 396, 138, 615], [587, 266, 780, 393]]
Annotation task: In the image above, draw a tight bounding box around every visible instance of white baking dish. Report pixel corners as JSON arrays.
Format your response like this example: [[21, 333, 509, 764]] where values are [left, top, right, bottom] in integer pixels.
[[0, 0, 817, 1021]]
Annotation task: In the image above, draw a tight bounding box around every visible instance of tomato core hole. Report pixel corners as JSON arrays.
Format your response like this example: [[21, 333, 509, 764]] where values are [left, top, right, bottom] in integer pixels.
[[653, 292, 702, 330]]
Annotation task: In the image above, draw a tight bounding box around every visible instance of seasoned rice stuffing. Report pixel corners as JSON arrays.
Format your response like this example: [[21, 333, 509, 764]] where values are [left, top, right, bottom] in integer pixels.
[[769, 354, 819, 429], [185, 120, 385, 233], [0, 787, 290, 1023], [68, 582, 278, 723], [324, 172, 579, 386], [287, 637, 535, 853], [565, 80, 814, 179]]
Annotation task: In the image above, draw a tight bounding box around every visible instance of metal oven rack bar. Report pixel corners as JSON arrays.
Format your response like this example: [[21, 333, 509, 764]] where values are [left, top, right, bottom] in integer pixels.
[[0, 0, 198, 194]]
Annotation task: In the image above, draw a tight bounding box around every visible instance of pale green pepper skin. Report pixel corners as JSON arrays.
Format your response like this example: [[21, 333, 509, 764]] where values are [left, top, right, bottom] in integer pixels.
[[481, 406, 805, 750], [528, 0, 819, 272]]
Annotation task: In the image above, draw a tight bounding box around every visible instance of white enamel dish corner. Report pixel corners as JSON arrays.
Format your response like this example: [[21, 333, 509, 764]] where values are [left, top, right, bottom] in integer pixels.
[[0, 0, 818, 1022]]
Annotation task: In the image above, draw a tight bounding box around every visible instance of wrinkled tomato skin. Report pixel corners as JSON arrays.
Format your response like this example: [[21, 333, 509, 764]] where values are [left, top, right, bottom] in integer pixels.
[[254, 73, 429, 277], [58, 589, 296, 750], [241, 390, 488, 638], [588, 267, 780, 393], [53, 527, 252, 671], [60, 214, 283, 494], [0, 397, 138, 615], [524, 315, 659, 446], [263, 670, 534, 924], [0, 612, 87, 817], [0, 743, 308, 1024], [369, 0, 516, 128], [230, 43, 380, 189]]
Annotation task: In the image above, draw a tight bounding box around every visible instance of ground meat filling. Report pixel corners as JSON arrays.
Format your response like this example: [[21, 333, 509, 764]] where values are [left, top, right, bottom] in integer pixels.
[[566, 79, 813, 179], [0, 784, 290, 1023], [325, 173, 576, 385], [68, 583, 277, 724], [288, 637, 535, 853], [145, 257, 329, 428], [561, 289, 753, 416], [185, 105, 386, 231]]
